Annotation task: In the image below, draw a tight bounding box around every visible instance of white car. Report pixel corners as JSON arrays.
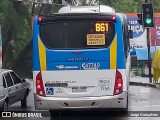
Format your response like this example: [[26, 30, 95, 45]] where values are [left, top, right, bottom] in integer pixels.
[[0, 69, 31, 111]]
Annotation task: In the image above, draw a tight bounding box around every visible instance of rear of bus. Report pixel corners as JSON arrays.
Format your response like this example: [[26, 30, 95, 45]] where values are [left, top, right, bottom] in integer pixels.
[[33, 13, 129, 111]]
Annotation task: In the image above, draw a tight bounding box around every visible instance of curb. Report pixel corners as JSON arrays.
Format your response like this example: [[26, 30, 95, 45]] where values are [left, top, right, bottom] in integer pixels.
[[129, 82, 157, 88]]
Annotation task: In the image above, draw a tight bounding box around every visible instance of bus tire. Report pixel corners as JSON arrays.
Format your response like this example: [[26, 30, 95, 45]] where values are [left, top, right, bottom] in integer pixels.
[[122, 94, 128, 113], [122, 107, 128, 113], [49, 110, 61, 117]]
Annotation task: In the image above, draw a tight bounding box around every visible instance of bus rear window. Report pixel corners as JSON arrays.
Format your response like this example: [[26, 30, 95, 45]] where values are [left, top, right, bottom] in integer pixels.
[[40, 21, 115, 49]]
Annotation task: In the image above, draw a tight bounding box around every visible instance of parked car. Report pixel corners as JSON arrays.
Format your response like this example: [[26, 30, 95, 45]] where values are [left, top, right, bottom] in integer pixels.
[[0, 69, 31, 111]]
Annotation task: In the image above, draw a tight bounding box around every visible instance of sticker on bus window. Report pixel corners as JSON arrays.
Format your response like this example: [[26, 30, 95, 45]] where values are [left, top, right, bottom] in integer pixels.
[[87, 34, 105, 45]]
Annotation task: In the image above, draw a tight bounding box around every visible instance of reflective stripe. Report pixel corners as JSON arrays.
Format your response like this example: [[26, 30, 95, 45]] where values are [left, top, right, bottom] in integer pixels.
[[110, 35, 117, 69], [38, 37, 47, 71]]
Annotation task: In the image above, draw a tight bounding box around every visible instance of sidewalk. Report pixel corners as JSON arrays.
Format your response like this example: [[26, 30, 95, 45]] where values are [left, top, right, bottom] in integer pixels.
[[130, 76, 160, 88]]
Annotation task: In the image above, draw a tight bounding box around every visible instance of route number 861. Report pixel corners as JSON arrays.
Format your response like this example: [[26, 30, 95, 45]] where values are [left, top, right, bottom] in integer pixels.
[[95, 22, 109, 32]]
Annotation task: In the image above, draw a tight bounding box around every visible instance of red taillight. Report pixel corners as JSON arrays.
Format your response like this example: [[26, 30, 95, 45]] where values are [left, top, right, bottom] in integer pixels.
[[38, 17, 42, 24], [114, 70, 123, 95], [112, 15, 116, 20], [36, 72, 45, 96]]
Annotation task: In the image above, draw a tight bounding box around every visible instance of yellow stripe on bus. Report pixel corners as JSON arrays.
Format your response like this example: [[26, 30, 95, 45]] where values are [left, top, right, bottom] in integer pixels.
[[38, 37, 47, 71], [110, 35, 117, 69]]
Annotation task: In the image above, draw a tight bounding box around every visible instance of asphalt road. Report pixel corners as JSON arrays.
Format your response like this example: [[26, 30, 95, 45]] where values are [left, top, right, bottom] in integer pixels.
[[1, 80, 160, 120]]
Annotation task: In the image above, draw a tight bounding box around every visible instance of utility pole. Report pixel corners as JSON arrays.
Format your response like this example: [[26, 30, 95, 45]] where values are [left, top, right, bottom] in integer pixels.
[[147, 27, 152, 83], [144, 0, 152, 83]]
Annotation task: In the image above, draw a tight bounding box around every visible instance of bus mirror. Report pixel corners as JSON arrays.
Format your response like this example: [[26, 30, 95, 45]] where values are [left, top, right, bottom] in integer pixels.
[[128, 30, 133, 39]]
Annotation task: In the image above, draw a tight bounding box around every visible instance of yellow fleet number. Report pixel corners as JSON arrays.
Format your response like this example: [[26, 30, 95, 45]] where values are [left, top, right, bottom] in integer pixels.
[[95, 22, 109, 32]]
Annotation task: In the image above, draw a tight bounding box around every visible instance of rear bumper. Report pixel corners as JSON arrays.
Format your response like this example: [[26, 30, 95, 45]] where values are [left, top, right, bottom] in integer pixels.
[[34, 91, 128, 110]]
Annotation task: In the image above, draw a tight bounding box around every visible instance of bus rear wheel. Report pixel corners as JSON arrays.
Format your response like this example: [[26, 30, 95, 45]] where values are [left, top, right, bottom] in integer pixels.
[[122, 94, 128, 113], [49, 110, 61, 117]]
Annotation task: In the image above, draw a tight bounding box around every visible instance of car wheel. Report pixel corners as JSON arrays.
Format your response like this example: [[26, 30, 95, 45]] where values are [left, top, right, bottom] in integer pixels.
[[21, 90, 29, 108], [1, 101, 8, 111], [21, 96, 27, 108]]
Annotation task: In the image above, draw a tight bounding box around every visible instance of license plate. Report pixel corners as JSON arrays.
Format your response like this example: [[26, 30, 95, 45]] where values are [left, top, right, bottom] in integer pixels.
[[72, 87, 87, 93], [98, 79, 111, 86]]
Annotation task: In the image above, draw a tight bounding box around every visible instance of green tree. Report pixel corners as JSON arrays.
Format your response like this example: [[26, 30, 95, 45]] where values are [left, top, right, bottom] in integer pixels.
[[0, 0, 32, 77]]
